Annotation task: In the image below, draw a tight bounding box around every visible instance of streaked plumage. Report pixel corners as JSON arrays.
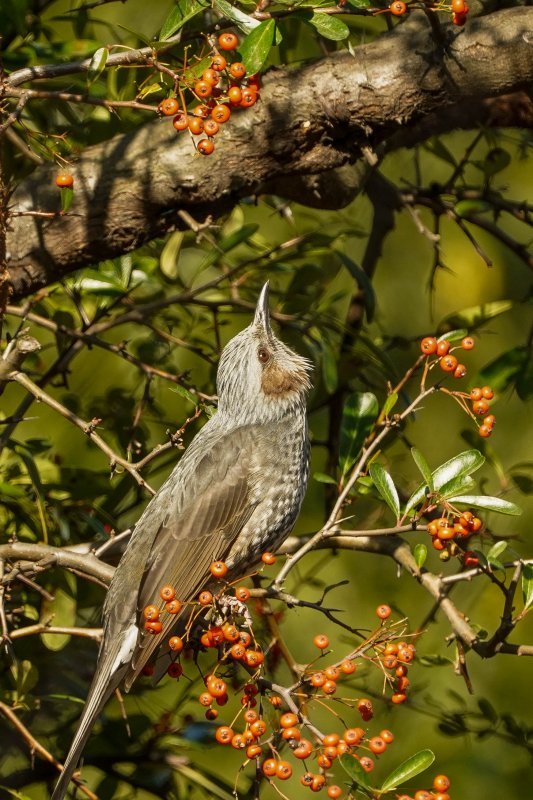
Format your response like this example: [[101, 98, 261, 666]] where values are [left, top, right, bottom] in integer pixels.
[[52, 283, 311, 799]]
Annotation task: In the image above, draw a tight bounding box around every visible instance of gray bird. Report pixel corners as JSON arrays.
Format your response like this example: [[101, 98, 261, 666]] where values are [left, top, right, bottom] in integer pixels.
[[52, 283, 311, 799]]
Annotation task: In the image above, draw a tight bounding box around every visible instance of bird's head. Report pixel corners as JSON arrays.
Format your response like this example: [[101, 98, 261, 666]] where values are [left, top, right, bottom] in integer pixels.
[[216, 283, 312, 423]]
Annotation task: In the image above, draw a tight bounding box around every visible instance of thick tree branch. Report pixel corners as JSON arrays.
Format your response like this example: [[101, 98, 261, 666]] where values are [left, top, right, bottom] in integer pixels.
[[6, 8, 533, 298]]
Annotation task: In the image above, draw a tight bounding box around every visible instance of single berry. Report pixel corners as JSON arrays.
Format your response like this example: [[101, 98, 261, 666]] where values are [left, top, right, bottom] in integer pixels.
[[301, 773, 314, 786], [159, 97, 179, 116], [211, 104, 231, 124], [160, 585, 175, 601], [439, 354, 458, 372], [470, 387, 482, 400], [389, 0, 407, 14], [294, 739, 314, 759], [310, 671, 326, 687], [228, 86, 243, 105], [481, 385, 494, 399], [246, 743, 262, 758], [454, 363, 467, 378], [167, 663, 183, 678], [199, 691, 214, 706], [461, 335, 474, 350], [433, 775, 451, 792], [235, 586, 251, 601], [376, 604, 391, 619], [344, 727, 364, 745], [210, 560, 228, 578], [478, 424, 492, 438], [262, 758, 278, 776], [204, 119, 220, 136], [391, 692, 407, 704], [195, 80, 212, 99], [436, 340, 451, 356], [380, 729, 394, 743], [218, 32, 239, 51], [202, 68, 220, 86], [276, 761, 292, 780], [323, 733, 340, 747], [173, 113, 188, 131], [144, 619, 163, 634], [198, 590, 213, 605], [327, 785, 342, 799], [369, 736, 387, 754], [143, 604, 159, 620], [420, 336, 438, 355], [322, 680, 337, 695], [453, 10, 467, 24], [229, 62, 246, 79], [211, 54, 227, 71], [168, 635, 184, 652], [240, 88, 258, 107], [56, 174, 74, 188], [205, 708, 218, 720], [261, 552, 276, 565], [483, 414, 496, 428], [215, 725, 233, 744], [250, 719, 267, 737], [340, 659, 355, 674], [165, 599, 182, 614], [472, 399, 490, 415], [313, 634, 330, 649], [360, 756, 374, 772], [188, 116, 204, 135], [281, 725, 300, 740], [280, 712, 298, 728]]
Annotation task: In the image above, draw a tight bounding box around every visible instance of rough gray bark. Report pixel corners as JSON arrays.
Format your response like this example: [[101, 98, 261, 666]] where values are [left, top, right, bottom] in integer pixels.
[[6, 8, 533, 299]]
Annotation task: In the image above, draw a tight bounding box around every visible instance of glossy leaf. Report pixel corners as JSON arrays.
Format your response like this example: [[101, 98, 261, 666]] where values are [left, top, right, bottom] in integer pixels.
[[339, 392, 379, 479], [441, 300, 514, 331], [413, 543, 427, 569], [160, 231, 185, 280], [380, 749, 435, 792], [160, 0, 210, 39], [238, 19, 276, 74], [200, 223, 259, 268], [406, 450, 485, 513], [87, 46, 108, 83], [339, 753, 372, 789], [307, 12, 350, 40], [448, 495, 522, 516], [369, 463, 400, 519], [382, 392, 398, 418], [214, 0, 260, 33], [437, 328, 468, 343], [487, 540, 508, 562]]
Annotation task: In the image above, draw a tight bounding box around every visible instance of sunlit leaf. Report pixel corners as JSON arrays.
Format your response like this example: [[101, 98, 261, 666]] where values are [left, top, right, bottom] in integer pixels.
[[160, 231, 185, 280], [411, 447, 434, 491], [313, 472, 337, 485], [339, 393, 379, 479], [382, 392, 398, 418], [213, 0, 260, 33], [406, 450, 484, 513], [413, 543, 427, 569], [447, 495, 522, 515], [437, 328, 468, 344], [60, 186, 73, 213], [339, 753, 372, 789], [160, 0, 210, 39], [238, 19, 276, 75], [307, 12, 350, 40], [380, 749, 435, 792], [87, 46, 108, 83], [369, 463, 400, 519], [487, 540, 508, 562]]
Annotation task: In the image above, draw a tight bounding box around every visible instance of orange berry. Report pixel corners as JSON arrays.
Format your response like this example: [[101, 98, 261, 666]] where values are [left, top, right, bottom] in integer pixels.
[[337, 741, 350, 755], [481, 385, 494, 399], [229, 62, 246, 79], [230, 643, 246, 660], [280, 712, 298, 728], [433, 775, 451, 792], [461, 335, 474, 349], [262, 758, 278, 776], [159, 97, 179, 116], [340, 659, 355, 674], [197, 138, 215, 156], [317, 754, 332, 769], [439, 354, 458, 372], [472, 399, 490, 415], [235, 586, 251, 602], [55, 173, 74, 188], [360, 756, 374, 772], [172, 112, 189, 131], [454, 363, 467, 378], [239, 632, 252, 647], [383, 654, 397, 669], [343, 727, 364, 745], [376, 604, 391, 619], [479, 424, 492, 438], [211, 54, 227, 71], [414, 792, 432, 800], [194, 80, 212, 99], [472, 516, 482, 531], [313, 634, 330, 649], [311, 775, 326, 791], [231, 733, 246, 749], [144, 619, 162, 634], [436, 340, 450, 356], [203, 119, 220, 136], [310, 671, 326, 687], [211, 103, 231, 124], [433, 795, 450, 800], [199, 691, 214, 706], [276, 761, 292, 780], [369, 736, 387, 754], [323, 679, 337, 694], [324, 666, 340, 681], [165, 598, 182, 614], [198, 590, 213, 605], [228, 86, 243, 105], [168, 635, 183, 652], [188, 116, 204, 135], [210, 560, 228, 578], [420, 336, 438, 355], [327, 787, 342, 799], [323, 733, 340, 747], [301, 772, 314, 786], [215, 725, 233, 744], [281, 726, 300, 740], [207, 677, 227, 698], [261, 552, 276, 565], [380, 729, 394, 743], [202, 68, 219, 86], [269, 695, 282, 708], [483, 414, 496, 427], [391, 692, 407, 704], [470, 387, 482, 400], [389, 0, 407, 14], [246, 743, 262, 758], [218, 32, 239, 51], [245, 650, 264, 668], [357, 698, 373, 720], [160, 585, 175, 601], [239, 87, 258, 107], [293, 739, 313, 759], [143, 604, 160, 620], [250, 719, 267, 737]]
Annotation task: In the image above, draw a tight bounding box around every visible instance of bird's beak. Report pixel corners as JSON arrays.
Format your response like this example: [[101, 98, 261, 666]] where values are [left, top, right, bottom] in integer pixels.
[[254, 282, 272, 338]]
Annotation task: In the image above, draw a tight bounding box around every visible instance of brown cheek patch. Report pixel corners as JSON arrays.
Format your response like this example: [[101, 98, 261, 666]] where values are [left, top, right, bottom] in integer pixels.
[[261, 364, 302, 396]]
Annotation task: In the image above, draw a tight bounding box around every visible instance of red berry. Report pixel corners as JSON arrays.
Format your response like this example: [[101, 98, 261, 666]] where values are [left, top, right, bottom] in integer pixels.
[[376, 604, 391, 619], [470, 387, 482, 400], [452, 10, 467, 24], [229, 62, 246, 79], [420, 336, 438, 355], [461, 335, 474, 350], [211, 104, 231, 124], [478, 424, 492, 438], [55, 173, 74, 188], [160, 585, 175, 601], [240, 88, 258, 108], [261, 552, 276, 565], [453, 363, 467, 378], [472, 399, 490, 415], [165, 599, 182, 614], [357, 698, 373, 719], [313, 634, 329, 649], [481, 385, 494, 399], [210, 560, 228, 578], [198, 590, 213, 605], [167, 663, 183, 678], [439, 354, 458, 372], [211, 54, 227, 71], [218, 32, 239, 51], [143, 604, 159, 620], [197, 137, 215, 156], [168, 635, 183, 652], [433, 775, 451, 792], [159, 97, 179, 116], [436, 340, 450, 356]]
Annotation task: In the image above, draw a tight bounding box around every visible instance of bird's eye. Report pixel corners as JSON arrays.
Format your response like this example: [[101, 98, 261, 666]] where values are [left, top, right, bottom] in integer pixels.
[[258, 347, 271, 364]]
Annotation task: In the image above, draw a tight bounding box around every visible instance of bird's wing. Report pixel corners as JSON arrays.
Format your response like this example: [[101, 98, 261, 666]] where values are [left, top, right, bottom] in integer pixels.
[[121, 424, 263, 688]]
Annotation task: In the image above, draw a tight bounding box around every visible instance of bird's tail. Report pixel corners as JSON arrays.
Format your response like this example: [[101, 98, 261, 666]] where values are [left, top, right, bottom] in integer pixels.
[[51, 658, 123, 800]]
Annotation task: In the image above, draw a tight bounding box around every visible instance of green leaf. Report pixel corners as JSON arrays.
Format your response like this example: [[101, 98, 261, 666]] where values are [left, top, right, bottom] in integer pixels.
[[160, 231, 185, 280], [413, 543, 427, 569], [337, 253, 376, 321], [200, 223, 259, 268], [405, 450, 485, 513], [160, 0, 209, 39], [522, 564, 533, 610], [482, 147, 511, 176], [11, 659, 39, 701], [339, 392, 379, 480], [437, 328, 468, 344], [238, 19, 276, 75], [487, 540, 508, 562], [87, 46, 108, 83], [321, 337, 338, 394], [313, 472, 337, 485], [213, 0, 260, 33], [382, 392, 398, 418], [380, 749, 435, 792], [454, 200, 492, 218], [447, 495, 522, 516], [170, 384, 198, 406], [441, 300, 513, 331], [339, 754, 372, 789], [307, 12, 350, 40], [40, 574, 77, 651], [439, 474, 475, 499], [60, 186, 73, 213], [411, 447, 434, 492], [369, 463, 400, 520]]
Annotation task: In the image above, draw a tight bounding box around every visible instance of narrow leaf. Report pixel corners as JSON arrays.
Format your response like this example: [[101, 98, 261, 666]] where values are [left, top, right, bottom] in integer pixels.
[[411, 447, 434, 491], [213, 0, 260, 33], [369, 463, 400, 520], [487, 540, 508, 562], [448, 495, 522, 516], [522, 564, 533, 610], [339, 392, 379, 479], [60, 186, 73, 213], [313, 472, 337, 485], [406, 450, 485, 513], [87, 46, 108, 83], [382, 392, 398, 418], [437, 329, 468, 344], [337, 252, 376, 321], [339, 754, 372, 789], [160, 0, 209, 39], [380, 749, 435, 792], [413, 543, 427, 569], [238, 19, 276, 75], [170, 384, 198, 406]]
